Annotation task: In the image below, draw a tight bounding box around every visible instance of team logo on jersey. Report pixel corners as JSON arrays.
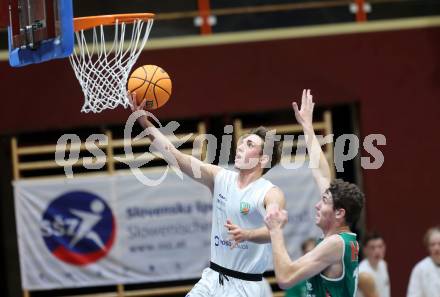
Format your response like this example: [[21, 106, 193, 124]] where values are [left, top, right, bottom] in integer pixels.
[[240, 202, 250, 215], [41, 191, 116, 266]]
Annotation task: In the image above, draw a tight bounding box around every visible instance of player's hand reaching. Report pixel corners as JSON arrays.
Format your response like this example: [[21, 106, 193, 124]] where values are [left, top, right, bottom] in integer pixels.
[[225, 219, 250, 249], [292, 89, 315, 130], [127, 92, 150, 129], [127, 92, 147, 112], [264, 203, 288, 231]]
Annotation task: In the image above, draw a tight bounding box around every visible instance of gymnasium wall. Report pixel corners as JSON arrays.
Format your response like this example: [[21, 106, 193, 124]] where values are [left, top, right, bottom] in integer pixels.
[[1, 25, 439, 296]]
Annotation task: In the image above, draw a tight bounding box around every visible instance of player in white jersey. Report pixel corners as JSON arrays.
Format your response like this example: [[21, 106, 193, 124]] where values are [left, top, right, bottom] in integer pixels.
[[128, 93, 286, 297], [357, 233, 390, 297]]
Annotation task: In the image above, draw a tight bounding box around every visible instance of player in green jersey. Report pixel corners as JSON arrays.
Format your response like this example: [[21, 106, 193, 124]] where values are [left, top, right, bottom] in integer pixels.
[[265, 89, 365, 297]]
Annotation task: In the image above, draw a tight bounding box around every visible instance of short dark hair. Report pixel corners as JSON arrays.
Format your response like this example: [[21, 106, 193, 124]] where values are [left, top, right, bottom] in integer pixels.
[[328, 179, 364, 226], [248, 126, 282, 175], [363, 231, 384, 246]]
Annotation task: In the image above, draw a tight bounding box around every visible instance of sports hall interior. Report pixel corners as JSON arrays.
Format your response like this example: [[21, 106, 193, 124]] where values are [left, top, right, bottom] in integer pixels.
[[0, 1, 439, 297]]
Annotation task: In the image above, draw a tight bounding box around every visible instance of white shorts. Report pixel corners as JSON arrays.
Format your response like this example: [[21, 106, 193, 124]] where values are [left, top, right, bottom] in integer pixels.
[[186, 268, 271, 297]]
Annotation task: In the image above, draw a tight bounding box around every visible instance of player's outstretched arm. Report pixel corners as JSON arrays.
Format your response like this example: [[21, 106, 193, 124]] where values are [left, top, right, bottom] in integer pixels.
[[265, 208, 342, 289], [129, 93, 221, 191], [292, 89, 331, 194]]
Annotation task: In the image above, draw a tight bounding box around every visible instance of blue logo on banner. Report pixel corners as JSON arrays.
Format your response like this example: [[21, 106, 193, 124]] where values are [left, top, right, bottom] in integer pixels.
[[41, 191, 116, 266]]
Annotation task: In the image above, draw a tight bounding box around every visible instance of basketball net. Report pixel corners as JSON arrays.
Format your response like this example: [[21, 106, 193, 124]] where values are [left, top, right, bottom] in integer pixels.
[[70, 19, 153, 113]]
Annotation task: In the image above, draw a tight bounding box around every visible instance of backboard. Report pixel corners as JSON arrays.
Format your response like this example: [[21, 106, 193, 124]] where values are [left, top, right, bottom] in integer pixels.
[[5, 0, 73, 67]]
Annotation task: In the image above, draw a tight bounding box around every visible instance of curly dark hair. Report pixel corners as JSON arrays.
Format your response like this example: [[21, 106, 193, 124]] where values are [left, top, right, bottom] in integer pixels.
[[328, 179, 364, 226], [248, 126, 282, 175]]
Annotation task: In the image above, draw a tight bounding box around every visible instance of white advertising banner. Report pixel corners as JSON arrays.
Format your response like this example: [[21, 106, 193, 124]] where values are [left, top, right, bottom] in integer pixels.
[[14, 164, 321, 290]]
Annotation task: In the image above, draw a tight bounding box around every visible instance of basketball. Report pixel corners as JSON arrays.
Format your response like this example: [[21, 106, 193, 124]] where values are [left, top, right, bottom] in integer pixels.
[[127, 65, 172, 110]]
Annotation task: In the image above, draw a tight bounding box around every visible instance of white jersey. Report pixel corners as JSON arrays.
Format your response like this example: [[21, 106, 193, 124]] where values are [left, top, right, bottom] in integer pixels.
[[357, 259, 390, 297], [407, 257, 440, 297], [210, 169, 274, 274]]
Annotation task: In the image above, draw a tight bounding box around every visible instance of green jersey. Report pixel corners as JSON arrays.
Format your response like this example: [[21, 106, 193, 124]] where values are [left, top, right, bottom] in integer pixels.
[[285, 280, 307, 297], [306, 232, 359, 297]]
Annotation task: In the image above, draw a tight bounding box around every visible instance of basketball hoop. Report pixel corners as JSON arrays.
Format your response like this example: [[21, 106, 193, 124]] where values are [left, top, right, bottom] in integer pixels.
[[70, 13, 154, 113]]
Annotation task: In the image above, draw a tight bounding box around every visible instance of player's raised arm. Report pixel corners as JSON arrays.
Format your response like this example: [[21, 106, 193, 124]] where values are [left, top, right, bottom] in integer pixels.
[[292, 89, 331, 194], [128, 92, 221, 191]]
